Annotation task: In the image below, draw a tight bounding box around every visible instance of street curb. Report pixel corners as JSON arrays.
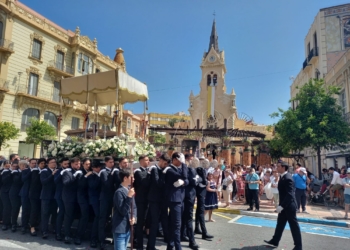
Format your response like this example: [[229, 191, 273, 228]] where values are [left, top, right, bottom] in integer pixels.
[[209, 207, 350, 228]]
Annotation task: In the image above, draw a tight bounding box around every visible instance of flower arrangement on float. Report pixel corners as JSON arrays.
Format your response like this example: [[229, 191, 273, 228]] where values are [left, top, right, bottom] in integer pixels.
[[46, 134, 156, 160]]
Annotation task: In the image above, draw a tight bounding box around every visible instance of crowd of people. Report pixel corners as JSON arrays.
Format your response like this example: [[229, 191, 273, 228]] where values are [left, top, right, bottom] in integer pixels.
[[0, 152, 218, 250]]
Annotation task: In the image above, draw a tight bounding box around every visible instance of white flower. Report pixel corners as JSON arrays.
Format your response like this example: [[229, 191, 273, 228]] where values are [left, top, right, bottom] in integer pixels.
[[85, 149, 89, 154], [52, 149, 57, 156], [96, 148, 100, 153], [66, 151, 73, 156]]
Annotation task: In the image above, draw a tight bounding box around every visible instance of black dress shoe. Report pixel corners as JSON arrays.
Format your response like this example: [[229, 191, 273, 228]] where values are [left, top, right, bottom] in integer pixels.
[[56, 234, 62, 241], [90, 241, 98, 248], [30, 230, 37, 236], [11, 225, 17, 232], [64, 236, 72, 244], [2, 225, 8, 231], [194, 228, 202, 234], [74, 238, 81, 245], [202, 234, 214, 240], [181, 236, 189, 242], [42, 232, 48, 239], [189, 242, 199, 249], [264, 240, 278, 247]]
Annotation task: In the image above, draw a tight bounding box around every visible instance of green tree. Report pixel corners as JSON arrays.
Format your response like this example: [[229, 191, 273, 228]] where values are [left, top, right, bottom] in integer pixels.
[[25, 118, 57, 146], [153, 133, 166, 144], [268, 134, 291, 161], [168, 118, 178, 128], [0, 122, 20, 151], [272, 79, 350, 178]]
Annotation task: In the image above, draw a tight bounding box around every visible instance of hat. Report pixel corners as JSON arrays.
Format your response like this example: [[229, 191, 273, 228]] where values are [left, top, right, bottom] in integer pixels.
[[299, 167, 307, 174], [347, 168, 350, 174]]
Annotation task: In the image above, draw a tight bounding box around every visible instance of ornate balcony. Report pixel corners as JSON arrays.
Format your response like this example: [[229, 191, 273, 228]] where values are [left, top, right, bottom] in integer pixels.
[[0, 78, 9, 92], [47, 60, 74, 78], [0, 38, 14, 59]]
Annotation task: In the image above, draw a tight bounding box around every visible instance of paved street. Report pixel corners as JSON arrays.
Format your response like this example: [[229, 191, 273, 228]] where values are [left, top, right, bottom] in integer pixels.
[[0, 212, 348, 250]]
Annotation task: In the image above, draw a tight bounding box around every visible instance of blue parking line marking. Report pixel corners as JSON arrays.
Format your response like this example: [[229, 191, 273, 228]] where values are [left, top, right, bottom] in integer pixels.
[[235, 216, 350, 239]]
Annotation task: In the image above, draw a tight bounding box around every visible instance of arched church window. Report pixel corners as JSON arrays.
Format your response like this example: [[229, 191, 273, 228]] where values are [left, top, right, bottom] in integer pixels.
[[207, 75, 212, 86], [213, 74, 217, 86]]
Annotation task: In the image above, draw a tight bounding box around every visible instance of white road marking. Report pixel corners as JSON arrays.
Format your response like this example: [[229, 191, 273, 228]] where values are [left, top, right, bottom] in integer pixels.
[[234, 222, 262, 227], [306, 232, 350, 239], [0, 240, 28, 249], [228, 215, 243, 223]]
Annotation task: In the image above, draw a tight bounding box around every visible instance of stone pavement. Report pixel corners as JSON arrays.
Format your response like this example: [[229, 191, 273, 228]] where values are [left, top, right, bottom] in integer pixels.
[[209, 196, 350, 227]]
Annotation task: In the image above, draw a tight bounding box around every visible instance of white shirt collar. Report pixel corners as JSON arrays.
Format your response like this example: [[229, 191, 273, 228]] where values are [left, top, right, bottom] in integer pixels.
[[281, 171, 288, 177]]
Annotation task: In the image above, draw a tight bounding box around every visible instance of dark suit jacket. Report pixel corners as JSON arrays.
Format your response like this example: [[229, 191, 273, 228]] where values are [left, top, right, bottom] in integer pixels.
[[29, 168, 43, 200], [185, 167, 197, 199], [20, 168, 31, 198], [134, 167, 150, 203], [1, 169, 12, 193], [99, 167, 114, 201], [62, 168, 78, 203], [40, 168, 56, 200], [196, 167, 208, 198], [77, 168, 89, 204], [9, 170, 22, 198], [54, 168, 64, 200], [164, 164, 189, 203], [147, 165, 165, 202], [278, 172, 298, 210], [112, 185, 136, 234], [87, 172, 101, 205]]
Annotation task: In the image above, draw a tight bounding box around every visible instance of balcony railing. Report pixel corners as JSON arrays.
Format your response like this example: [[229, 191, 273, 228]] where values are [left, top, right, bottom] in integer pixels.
[[17, 84, 54, 102], [47, 60, 74, 76], [0, 38, 14, 51], [0, 78, 9, 91], [302, 47, 318, 70], [344, 112, 350, 125], [307, 47, 318, 62]]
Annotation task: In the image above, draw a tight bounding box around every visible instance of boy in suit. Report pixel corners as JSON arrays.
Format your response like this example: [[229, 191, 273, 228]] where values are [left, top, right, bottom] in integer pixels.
[[264, 161, 302, 250], [112, 169, 136, 250]]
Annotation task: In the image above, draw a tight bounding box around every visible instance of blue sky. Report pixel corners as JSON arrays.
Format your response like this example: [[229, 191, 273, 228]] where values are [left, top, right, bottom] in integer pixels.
[[21, 0, 349, 125]]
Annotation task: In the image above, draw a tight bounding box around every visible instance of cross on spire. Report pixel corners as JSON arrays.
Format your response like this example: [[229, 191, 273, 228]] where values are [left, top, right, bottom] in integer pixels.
[[208, 18, 219, 53]]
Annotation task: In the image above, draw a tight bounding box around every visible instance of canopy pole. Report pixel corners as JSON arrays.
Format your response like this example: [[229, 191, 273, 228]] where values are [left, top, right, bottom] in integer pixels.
[[85, 75, 90, 140], [143, 101, 147, 140], [115, 69, 119, 135], [57, 96, 63, 142]]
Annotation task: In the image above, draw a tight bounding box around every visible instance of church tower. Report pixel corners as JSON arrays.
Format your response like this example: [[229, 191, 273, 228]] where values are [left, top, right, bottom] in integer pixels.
[[189, 19, 237, 129]]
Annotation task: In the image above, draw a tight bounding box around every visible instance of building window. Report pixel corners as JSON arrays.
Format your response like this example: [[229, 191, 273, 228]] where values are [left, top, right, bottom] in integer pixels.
[[52, 81, 60, 102], [135, 125, 139, 132], [32, 39, 42, 59], [207, 75, 212, 86], [77, 53, 93, 74], [0, 21, 3, 40], [127, 118, 131, 129], [21, 108, 40, 131], [56, 50, 64, 71], [71, 117, 80, 129], [44, 111, 58, 129], [28, 73, 38, 96], [340, 90, 347, 115], [307, 42, 310, 54]]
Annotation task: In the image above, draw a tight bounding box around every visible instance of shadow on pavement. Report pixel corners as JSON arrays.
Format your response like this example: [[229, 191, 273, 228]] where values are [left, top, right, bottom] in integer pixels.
[[231, 245, 276, 250]]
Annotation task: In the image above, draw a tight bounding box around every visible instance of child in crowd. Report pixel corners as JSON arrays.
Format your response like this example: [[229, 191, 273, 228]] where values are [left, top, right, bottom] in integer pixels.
[[112, 169, 136, 250], [204, 172, 218, 222], [222, 170, 233, 208]]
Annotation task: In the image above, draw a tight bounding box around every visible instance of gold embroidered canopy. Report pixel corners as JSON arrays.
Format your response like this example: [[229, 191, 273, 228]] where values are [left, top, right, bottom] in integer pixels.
[[60, 69, 148, 106]]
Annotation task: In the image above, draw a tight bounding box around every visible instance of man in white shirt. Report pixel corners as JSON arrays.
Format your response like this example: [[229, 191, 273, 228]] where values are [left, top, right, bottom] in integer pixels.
[[328, 167, 344, 203]]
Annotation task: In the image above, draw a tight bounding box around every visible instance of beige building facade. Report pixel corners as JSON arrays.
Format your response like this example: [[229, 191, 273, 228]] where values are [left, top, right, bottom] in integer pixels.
[[290, 4, 350, 173], [0, 0, 125, 157]]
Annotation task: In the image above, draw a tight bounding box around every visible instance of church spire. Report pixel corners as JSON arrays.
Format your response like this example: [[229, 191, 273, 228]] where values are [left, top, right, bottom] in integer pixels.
[[208, 19, 219, 53]]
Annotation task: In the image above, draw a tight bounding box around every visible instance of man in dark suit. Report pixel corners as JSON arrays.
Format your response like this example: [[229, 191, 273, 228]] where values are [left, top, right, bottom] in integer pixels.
[[40, 157, 58, 239], [134, 155, 150, 250], [98, 156, 115, 250], [163, 152, 188, 250], [62, 157, 81, 244], [146, 154, 169, 250], [20, 158, 36, 234], [264, 161, 302, 250], [181, 157, 199, 249], [54, 157, 69, 241]]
